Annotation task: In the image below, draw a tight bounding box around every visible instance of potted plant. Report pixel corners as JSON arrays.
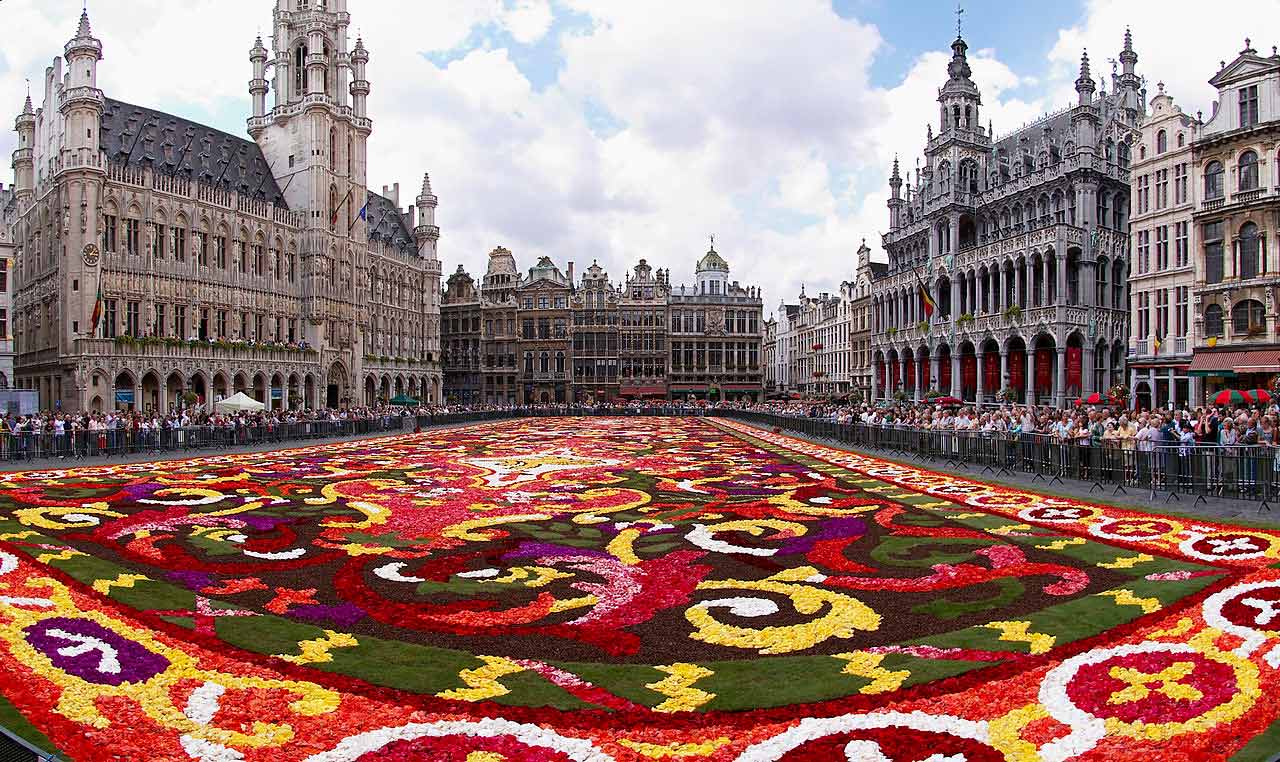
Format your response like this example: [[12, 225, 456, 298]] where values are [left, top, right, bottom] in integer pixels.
[[957, 312, 975, 327], [1107, 383, 1130, 407], [916, 320, 930, 333], [1003, 305, 1023, 321], [924, 389, 944, 401], [996, 386, 1018, 403], [893, 390, 909, 402], [887, 327, 897, 338]]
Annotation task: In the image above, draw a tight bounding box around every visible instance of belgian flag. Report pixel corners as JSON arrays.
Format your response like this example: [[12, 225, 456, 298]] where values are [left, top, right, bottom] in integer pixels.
[[916, 274, 937, 321], [88, 281, 103, 335]]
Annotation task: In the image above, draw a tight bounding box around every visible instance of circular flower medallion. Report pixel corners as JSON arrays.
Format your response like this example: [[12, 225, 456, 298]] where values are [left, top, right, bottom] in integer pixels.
[[1203, 579, 1280, 656], [303, 719, 613, 762], [1179, 532, 1277, 562], [1041, 641, 1258, 747], [1017, 505, 1100, 524], [734, 711, 1001, 762], [1088, 517, 1182, 543]]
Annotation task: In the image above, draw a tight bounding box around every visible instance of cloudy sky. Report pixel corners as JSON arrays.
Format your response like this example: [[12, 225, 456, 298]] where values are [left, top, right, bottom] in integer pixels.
[[0, 0, 1269, 315]]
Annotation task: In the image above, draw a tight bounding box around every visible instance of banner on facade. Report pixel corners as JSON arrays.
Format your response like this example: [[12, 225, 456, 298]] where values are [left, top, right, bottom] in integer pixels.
[[904, 357, 915, 391], [114, 390, 135, 404], [983, 353, 999, 391], [1066, 347, 1083, 394], [961, 355, 977, 391], [940, 355, 952, 391], [1009, 350, 1026, 393], [1036, 348, 1053, 391]]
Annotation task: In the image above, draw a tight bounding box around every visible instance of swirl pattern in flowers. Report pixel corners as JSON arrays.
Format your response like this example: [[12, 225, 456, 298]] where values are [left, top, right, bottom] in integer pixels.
[[0, 417, 1278, 760]]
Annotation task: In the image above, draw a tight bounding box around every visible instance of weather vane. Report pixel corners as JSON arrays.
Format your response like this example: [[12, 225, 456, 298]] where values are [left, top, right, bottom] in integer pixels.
[[709, 233, 715, 249], [956, 1, 964, 37]]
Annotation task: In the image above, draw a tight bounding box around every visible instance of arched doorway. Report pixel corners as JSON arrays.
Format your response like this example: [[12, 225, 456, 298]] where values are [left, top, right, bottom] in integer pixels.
[[114, 371, 137, 411], [166, 371, 185, 412], [141, 371, 161, 412], [327, 362, 347, 408]]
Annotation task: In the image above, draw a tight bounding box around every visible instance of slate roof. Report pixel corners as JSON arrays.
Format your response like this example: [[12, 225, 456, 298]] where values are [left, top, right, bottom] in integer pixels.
[[99, 98, 286, 207], [364, 191, 417, 256]]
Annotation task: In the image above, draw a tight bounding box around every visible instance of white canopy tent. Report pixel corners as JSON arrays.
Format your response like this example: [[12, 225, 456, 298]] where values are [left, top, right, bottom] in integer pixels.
[[214, 391, 266, 413]]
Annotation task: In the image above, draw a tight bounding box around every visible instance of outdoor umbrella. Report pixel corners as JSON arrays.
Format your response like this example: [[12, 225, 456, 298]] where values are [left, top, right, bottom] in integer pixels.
[[389, 394, 420, 406], [214, 391, 266, 413], [1212, 389, 1254, 406], [1250, 389, 1273, 404], [933, 396, 964, 406]]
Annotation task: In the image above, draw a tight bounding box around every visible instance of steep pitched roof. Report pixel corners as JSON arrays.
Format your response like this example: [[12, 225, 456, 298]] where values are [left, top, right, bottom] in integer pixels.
[[98, 98, 286, 207], [364, 191, 416, 256]]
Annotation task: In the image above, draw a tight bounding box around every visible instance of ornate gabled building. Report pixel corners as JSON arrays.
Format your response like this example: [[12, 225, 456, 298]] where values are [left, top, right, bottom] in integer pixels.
[[1127, 82, 1202, 410], [570, 260, 620, 403], [5, 1, 442, 413], [516, 256, 573, 404], [478, 245, 519, 405], [619, 258, 670, 399], [668, 242, 763, 401], [850, 240, 885, 401], [441, 264, 481, 404], [871, 29, 1141, 406], [1186, 40, 1280, 396]]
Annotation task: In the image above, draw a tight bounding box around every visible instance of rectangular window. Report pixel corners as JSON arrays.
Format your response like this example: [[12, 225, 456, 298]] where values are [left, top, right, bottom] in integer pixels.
[[0, 260, 7, 293], [1155, 225, 1169, 271], [1175, 286, 1188, 337], [1240, 85, 1259, 128], [124, 218, 140, 255], [195, 232, 208, 266], [216, 310, 227, 338], [175, 305, 187, 339], [1137, 175, 1149, 214], [125, 300, 140, 337], [1155, 169, 1168, 209], [154, 304, 166, 337], [235, 242, 247, 273], [1174, 164, 1188, 204], [103, 300, 117, 338], [1175, 221, 1189, 268], [0, 309, 7, 340], [1156, 288, 1169, 337], [253, 245, 264, 276], [1137, 292, 1150, 339], [171, 227, 186, 262], [1136, 230, 1150, 273], [102, 215, 117, 252], [149, 223, 164, 258], [1204, 221, 1224, 284], [214, 236, 227, 269]]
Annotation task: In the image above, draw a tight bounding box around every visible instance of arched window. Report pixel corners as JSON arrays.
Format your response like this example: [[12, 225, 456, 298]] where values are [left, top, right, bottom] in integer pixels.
[[1139, 145, 1147, 160], [1117, 142, 1130, 168], [1204, 160, 1224, 199], [329, 184, 338, 231], [1240, 222, 1263, 279], [1232, 299, 1265, 334], [329, 127, 336, 171], [1239, 150, 1259, 191], [1156, 130, 1167, 154], [294, 44, 308, 96], [1204, 304, 1224, 337], [1176, 132, 1185, 147]]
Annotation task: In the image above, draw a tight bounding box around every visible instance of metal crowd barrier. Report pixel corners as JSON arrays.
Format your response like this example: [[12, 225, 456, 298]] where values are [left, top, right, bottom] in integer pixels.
[[708, 410, 1280, 511]]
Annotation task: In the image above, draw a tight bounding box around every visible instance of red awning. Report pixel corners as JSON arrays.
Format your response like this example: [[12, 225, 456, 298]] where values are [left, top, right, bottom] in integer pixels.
[[1188, 349, 1280, 373], [621, 385, 667, 396]]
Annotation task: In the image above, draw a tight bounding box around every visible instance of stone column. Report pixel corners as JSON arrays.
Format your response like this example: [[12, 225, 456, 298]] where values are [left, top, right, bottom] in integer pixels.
[[914, 357, 923, 402], [999, 350, 1009, 398], [1015, 263, 1025, 309], [1083, 344, 1095, 396], [951, 353, 962, 398], [1026, 351, 1035, 404], [1169, 367, 1178, 410], [949, 214, 960, 257], [930, 354, 941, 394], [975, 349, 985, 407], [1055, 347, 1067, 408], [870, 359, 879, 401], [1129, 367, 1139, 410]]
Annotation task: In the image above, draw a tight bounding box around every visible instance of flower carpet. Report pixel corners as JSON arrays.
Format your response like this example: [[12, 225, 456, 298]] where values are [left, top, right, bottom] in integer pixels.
[[0, 417, 1278, 760]]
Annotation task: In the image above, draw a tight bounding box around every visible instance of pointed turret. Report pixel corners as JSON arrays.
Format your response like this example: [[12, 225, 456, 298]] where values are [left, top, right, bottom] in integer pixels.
[[1075, 50, 1096, 106], [249, 35, 269, 121], [887, 156, 905, 230], [1116, 28, 1143, 114], [414, 172, 440, 257]]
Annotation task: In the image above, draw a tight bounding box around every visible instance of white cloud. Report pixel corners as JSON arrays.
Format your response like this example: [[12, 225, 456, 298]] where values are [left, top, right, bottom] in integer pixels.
[[0, 0, 1266, 313]]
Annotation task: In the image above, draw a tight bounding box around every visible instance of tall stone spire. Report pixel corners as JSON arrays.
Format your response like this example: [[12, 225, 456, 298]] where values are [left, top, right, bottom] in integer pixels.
[[1075, 50, 1096, 105]]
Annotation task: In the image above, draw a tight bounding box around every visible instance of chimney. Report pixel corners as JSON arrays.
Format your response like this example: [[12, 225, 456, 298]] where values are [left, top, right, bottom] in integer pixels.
[[567, 261, 575, 284], [405, 205, 416, 228], [392, 182, 400, 207]]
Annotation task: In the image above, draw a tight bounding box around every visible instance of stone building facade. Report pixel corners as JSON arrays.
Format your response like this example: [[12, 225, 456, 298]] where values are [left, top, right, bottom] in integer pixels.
[[5, 1, 442, 414], [0, 183, 14, 389], [850, 240, 885, 401], [1186, 41, 1280, 395], [571, 261, 620, 403], [619, 259, 670, 399], [871, 30, 1141, 407], [516, 257, 573, 404], [478, 246, 519, 405], [668, 244, 763, 401], [1127, 83, 1202, 410], [441, 265, 482, 404], [443, 243, 762, 402]]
